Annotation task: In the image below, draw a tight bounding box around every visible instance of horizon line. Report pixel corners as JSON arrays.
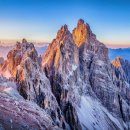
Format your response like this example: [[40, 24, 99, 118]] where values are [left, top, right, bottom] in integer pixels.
[[0, 38, 130, 49]]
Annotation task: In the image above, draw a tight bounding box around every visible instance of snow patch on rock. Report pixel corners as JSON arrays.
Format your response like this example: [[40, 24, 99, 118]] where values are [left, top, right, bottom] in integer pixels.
[[77, 96, 124, 130]]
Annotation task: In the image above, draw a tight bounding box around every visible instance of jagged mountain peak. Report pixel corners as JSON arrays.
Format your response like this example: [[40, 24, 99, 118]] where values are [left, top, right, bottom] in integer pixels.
[[0, 39, 39, 77], [42, 24, 77, 68], [77, 19, 91, 30], [55, 24, 73, 46], [111, 56, 123, 68], [41, 19, 130, 130], [72, 19, 91, 46], [111, 56, 130, 83], [60, 24, 68, 31], [22, 38, 28, 43], [77, 19, 85, 24]]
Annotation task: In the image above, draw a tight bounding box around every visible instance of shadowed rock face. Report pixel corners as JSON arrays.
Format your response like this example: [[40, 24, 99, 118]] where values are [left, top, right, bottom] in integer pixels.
[[111, 56, 130, 122], [42, 25, 81, 130], [0, 39, 66, 129], [112, 56, 130, 81], [0, 76, 62, 130], [42, 19, 130, 129]]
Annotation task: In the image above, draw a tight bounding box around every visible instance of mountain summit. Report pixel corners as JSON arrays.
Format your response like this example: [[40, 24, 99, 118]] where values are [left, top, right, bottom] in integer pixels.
[[42, 19, 130, 129], [72, 19, 90, 46]]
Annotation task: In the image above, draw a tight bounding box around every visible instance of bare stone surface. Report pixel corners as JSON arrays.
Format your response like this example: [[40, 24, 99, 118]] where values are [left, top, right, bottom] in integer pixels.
[[42, 19, 130, 129]]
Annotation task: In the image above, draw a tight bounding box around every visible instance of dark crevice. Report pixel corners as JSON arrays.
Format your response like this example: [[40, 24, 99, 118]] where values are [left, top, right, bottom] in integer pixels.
[[63, 102, 76, 130], [49, 73, 80, 130], [118, 94, 125, 122]]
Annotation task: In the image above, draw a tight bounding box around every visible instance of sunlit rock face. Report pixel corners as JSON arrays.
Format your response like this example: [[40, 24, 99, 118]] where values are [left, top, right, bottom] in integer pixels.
[[73, 20, 121, 113], [42, 19, 130, 130], [7, 40, 38, 77], [112, 56, 122, 68], [0, 39, 39, 78], [112, 56, 130, 85], [72, 19, 90, 47], [0, 39, 66, 128], [42, 25, 82, 129]]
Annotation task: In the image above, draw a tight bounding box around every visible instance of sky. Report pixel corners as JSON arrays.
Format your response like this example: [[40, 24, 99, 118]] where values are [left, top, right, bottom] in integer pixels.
[[0, 0, 130, 47]]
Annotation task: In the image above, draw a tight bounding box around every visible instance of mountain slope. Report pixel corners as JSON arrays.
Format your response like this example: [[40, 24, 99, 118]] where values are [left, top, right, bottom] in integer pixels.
[[42, 19, 130, 130], [0, 76, 61, 130], [0, 39, 65, 129]]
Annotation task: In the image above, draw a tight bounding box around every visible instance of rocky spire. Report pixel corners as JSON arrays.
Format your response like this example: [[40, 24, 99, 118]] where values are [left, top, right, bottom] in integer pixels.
[[42, 24, 80, 129], [111, 56, 130, 84], [6, 40, 38, 77], [72, 19, 90, 47], [111, 56, 122, 68], [22, 38, 27, 43], [42, 19, 130, 130], [55, 24, 73, 45], [57, 24, 68, 37], [42, 24, 78, 68]]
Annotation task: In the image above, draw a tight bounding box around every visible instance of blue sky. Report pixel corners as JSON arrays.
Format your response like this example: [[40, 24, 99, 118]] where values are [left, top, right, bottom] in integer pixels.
[[0, 0, 130, 47]]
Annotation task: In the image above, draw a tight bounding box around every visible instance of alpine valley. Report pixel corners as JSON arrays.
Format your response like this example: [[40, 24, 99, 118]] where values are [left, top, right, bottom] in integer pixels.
[[0, 19, 130, 130]]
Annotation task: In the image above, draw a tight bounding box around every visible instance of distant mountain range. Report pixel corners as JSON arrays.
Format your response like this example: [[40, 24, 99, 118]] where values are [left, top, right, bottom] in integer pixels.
[[0, 45, 14, 59], [109, 48, 130, 61], [0, 43, 48, 59], [0, 43, 129, 62]]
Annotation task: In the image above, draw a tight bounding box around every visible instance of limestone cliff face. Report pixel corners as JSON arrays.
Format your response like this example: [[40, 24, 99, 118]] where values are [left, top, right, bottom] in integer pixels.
[[73, 20, 122, 116], [111, 56, 130, 122], [0, 79, 61, 130], [42, 25, 79, 70], [7, 40, 38, 77], [1, 39, 66, 128], [42, 19, 130, 130], [72, 19, 89, 46], [42, 25, 82, 129]]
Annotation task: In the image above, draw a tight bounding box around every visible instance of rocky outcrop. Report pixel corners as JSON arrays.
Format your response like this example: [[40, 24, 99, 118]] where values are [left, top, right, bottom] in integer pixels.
[[72, 19, 89, 47], [0, 92, 61, 130], [7, 40, 38, 77], [112, 56, 130, 83], [42, 25, 81, 129], [112, 56, 123, 68], [1, 39, 67, 129], [42, 19, 130, 129]]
